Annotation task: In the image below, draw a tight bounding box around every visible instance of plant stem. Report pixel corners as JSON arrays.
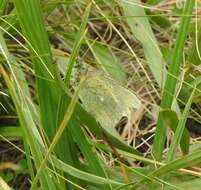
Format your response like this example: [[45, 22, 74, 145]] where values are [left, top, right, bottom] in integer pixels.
[[153, 0, 195, 161]]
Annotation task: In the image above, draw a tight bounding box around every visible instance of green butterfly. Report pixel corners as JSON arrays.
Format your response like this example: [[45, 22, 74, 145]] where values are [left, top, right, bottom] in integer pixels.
[[78, 68, 141, 139]]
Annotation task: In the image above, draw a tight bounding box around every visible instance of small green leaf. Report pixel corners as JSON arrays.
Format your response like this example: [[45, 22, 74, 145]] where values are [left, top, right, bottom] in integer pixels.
[[87, 41, 127, 85], [160, 109, 190, 155]]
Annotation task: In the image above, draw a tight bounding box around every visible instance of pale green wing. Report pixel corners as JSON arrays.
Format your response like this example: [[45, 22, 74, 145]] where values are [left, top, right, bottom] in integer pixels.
[[79, 69, 141, 139]]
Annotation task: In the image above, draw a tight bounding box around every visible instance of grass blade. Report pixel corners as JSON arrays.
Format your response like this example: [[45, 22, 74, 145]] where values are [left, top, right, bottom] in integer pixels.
[[52, 156, 124, 187], [64, 1, 92, 86], [54, 1, 108, 188], [160, 110, 190, 155], [120, 0, 166, 88], [0, 60, 57, 190], [86, 40, 127, 85], [0, 0, 6, 16], [13, 0, 60, 141], [0, 126, 22, 138], [31, 75, 82, 189], [167, 86, 196, 162], [12, 2, 71, 187], [153, 0, 195, 160]]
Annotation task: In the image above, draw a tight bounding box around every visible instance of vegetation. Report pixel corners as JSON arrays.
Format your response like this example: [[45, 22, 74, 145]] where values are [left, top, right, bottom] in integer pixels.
[[1, 0, 201, 189]]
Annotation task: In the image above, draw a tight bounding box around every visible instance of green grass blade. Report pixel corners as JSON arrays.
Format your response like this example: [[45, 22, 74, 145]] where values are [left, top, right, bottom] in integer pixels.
[[1, 68, 57, 189], [153, 0, 195, 160], [31, 76, 82, 189], [120, 0, 166, 88], [0, 29, 59, 188], [64, 1, 92, 86], [132, 149, 201, 188], [13, 0, 60, 140], [52, 156, 124, 187], [54, 2, 99, 188], [86, 40, 127, 85], [188, 0, 201, 66], [189, 37, 201, 65], [167, 86, 196, 162], [160, 110, 190, 155], [0, 64, 57, 190], [23, 139, 35, 181], [152, 149, 201, 177], [0, 126, 22, 138], [12, 2, 72, 187], [160, 178, 201, 190], [0, 30, 41, 183], [55, 2, 113, 188], [69, 119, 111, 189], [146, 10, 171, 29], [0, 0, 6, 16], [148, 0, 161, 4]]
